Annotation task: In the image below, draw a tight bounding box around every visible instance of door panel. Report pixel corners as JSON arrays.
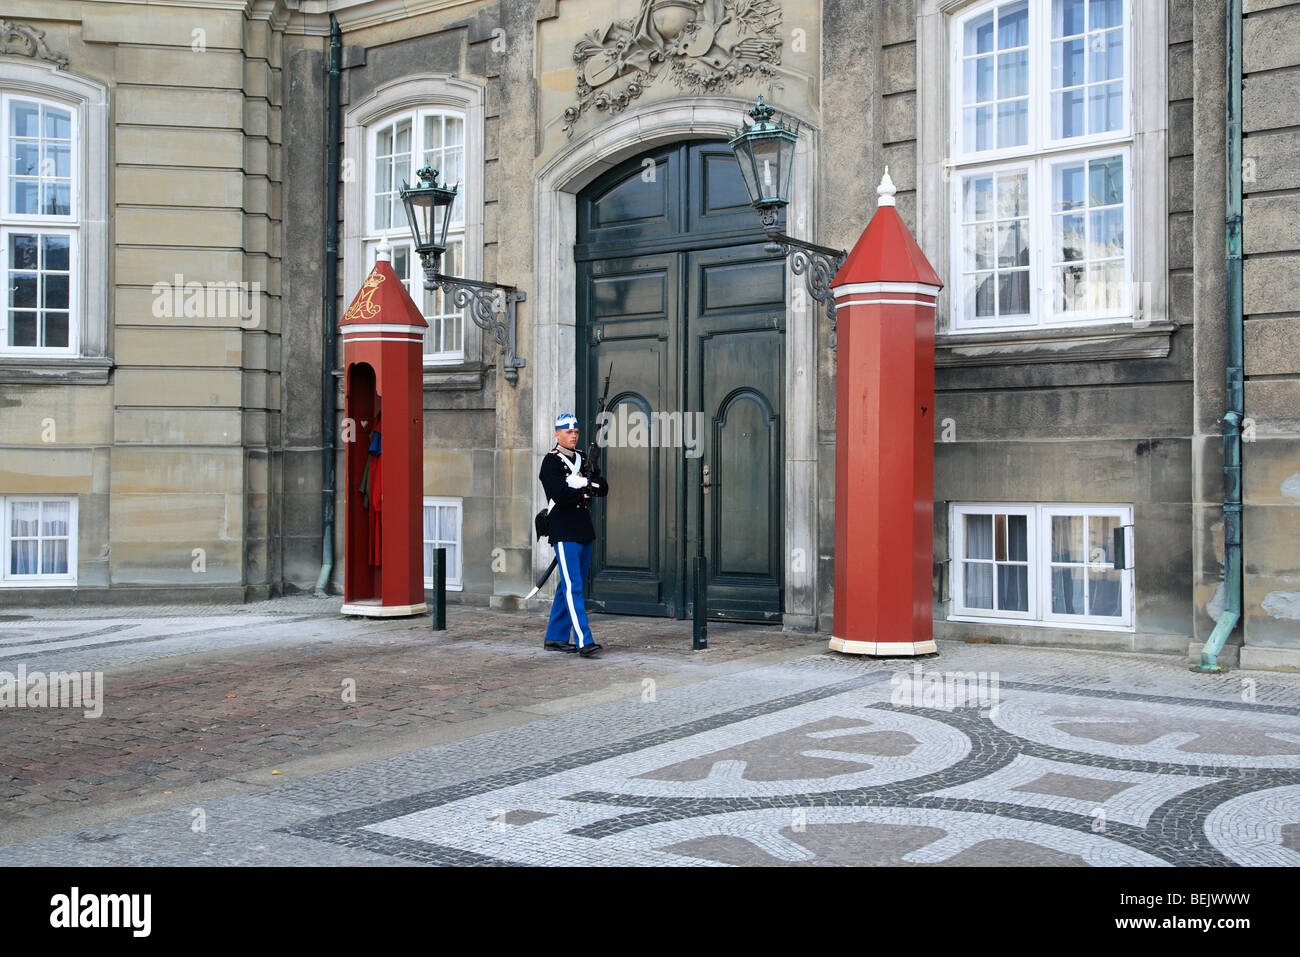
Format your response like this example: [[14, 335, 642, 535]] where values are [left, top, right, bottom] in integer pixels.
[[688, 246, 785, 622], [578, 142, 784, 622], [581, 253, 679, 617]]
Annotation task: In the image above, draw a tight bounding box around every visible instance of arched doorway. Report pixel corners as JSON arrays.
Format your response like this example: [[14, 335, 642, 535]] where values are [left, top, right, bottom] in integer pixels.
[[576, 141, 785, 622]]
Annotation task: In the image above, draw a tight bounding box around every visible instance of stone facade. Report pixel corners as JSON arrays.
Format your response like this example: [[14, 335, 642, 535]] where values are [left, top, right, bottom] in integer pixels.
[[0, 0, 1295, 667]]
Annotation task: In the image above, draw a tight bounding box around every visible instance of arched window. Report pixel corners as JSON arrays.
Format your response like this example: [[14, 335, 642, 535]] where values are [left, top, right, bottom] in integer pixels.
[[344, 75, 485, 372], [0, 62, 107, 376]]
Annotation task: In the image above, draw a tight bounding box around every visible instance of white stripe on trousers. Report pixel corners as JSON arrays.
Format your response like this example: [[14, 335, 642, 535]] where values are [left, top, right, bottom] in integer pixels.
[[556, 543, 589, 648]]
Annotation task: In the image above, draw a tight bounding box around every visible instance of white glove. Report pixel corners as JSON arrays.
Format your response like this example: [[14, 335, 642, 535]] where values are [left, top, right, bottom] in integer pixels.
[[565, 473, 589, 489]]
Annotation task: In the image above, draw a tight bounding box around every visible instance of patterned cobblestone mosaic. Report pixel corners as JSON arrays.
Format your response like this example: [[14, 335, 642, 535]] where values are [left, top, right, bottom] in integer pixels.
[[282, 673, 1300, 867]]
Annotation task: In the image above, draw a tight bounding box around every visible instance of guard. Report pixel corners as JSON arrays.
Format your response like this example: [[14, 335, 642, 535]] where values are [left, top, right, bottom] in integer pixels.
[[540, 412, 610, 657]]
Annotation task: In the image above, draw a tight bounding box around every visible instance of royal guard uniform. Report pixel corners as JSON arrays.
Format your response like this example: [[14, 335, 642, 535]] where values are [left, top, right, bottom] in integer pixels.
[[540, 412, 610, 657]]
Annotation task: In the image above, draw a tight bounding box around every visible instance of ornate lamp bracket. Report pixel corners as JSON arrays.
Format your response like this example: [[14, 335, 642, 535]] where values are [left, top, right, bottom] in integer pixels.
[[761, 229, 847, 351], [420, 257, 527, 386]]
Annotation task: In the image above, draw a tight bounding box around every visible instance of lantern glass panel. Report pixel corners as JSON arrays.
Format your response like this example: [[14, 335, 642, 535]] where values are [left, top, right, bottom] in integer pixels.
[[750, 135, 785, 205], [732, 138, 761, 207]]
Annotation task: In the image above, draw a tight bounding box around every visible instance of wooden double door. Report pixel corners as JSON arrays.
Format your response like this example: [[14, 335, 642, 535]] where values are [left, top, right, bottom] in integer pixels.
[[576, 141, 785, 622]]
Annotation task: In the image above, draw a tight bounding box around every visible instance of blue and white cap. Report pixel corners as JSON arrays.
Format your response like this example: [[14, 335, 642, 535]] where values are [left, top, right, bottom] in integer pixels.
[[554, 412, 579, 430]]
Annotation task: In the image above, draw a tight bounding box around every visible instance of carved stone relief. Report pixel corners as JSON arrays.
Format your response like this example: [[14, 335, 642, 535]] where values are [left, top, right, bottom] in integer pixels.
[[563, 0, 782, 136]]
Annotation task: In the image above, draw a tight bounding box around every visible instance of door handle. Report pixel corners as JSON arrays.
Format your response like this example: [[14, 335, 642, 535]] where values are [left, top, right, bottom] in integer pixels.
[[702, 464, 712, 494]]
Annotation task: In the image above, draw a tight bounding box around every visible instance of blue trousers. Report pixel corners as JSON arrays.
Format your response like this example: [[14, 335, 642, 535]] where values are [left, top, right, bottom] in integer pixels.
[[545, 540, 594, 648]]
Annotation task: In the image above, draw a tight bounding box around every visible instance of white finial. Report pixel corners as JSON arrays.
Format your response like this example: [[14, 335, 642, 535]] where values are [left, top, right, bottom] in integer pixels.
[[877, 166, 897, 207], [375, 235, 391, 263]]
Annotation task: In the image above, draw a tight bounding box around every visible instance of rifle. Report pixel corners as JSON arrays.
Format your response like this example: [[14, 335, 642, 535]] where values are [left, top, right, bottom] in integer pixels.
[[525, 363, 613, 600]]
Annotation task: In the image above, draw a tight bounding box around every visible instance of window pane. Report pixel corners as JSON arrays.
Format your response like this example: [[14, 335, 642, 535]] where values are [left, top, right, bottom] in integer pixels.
[[997, 50, 1028, 98], [964, 224, 993, 270], [1088, 568, 1123, 616], [1006, 514, 1028, 561], [1057, 264, 1086, 312], [424, 115, 443, 151], [43, 182, 72, 216], [1090, 208, 1124, 259], [1090, 260, 1125, 311], [1053, 37, 1085, 88], [445, 117, 463, 147], [999, 1, 1028, 47], [964, 106, 993, 152], [996, 100, 1028, 147], [11, 500, 38, 536], [1056, 213, 1085, 261], [1090, 0, 1122, 30], [44, 107, 72, 140], [997, 564, 1029, 611], [966, 11, 995, 55], [1055, 164, 1086, 211], [965, 514, 993, 559], [43, 312, 69, 348], [1052, 515, 1083, 561], [1089, 81, 1123, 133], [10, 311, 37, 346], [996, 221, 1027, 268], [43, 273, 69, 310], [12, 140, 38, 176], [394, 119, 411, 154], [1054, 89, 1085, 138], [12, 274, 37, 308], [11, 539, 37, 575], [11, 233, 38, 269], [11, 180, 38, 214], [1089, 514, 1118, 564], [965, 563, 994, 608], [1052, 566, 1084, 613], [997, 171, 1028, 217], [1055, 0, 1086, 36], [1091, 28, 1124, 82], [42, 235, 70, 271], [11, 101, 39, 137], [963, 57, 994, 104], [41, 538, 68, 575], [963, 175, 994, 220], [998, 271, 1030, 314], [972, 274, 996, 317]]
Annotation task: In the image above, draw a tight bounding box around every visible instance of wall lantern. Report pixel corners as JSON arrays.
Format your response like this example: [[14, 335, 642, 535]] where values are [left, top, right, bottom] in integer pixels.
[[729, 97, 847, 347], [400, 166, 527, 385]]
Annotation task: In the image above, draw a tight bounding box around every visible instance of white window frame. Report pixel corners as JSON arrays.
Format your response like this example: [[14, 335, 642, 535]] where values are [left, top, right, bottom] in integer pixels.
[[916, 0, 1166, 337], [1, 495, 78, 586], [0, 64, 108, 366], [951, 504, 1037, 619], [423, 496, 463, 591], [948, 502, 1134, 631], [1, 224, 79, 355], [343, 75, 485, 371]]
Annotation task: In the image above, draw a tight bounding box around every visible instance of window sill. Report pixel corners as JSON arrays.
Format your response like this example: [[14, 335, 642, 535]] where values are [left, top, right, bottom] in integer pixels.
[[0, 357, 113, 385], [935, 320, 1178, 367], [423, 362, 487, 391]]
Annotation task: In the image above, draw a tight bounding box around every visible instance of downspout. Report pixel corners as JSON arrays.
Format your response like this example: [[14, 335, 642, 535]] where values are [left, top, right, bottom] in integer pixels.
[[1195, 0, 1243, 671], [314, 14, 342, 596]]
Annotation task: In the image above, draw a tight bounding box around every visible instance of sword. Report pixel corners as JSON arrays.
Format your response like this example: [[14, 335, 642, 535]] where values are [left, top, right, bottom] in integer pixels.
[[525, 363, 613, 601]]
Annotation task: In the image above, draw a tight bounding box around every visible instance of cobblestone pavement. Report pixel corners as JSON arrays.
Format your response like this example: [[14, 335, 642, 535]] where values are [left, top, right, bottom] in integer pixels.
[[1, 598, 1298, 866]]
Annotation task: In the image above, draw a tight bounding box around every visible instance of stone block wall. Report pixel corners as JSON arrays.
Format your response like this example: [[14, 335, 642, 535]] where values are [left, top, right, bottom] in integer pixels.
[[1239, 0, 1300, 660]]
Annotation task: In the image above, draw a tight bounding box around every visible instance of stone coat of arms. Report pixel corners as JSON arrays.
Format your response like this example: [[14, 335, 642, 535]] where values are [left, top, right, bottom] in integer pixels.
[[563, 0, 783, 136]]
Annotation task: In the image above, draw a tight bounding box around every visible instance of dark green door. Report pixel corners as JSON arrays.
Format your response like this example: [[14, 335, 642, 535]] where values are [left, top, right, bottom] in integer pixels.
[[577, 141, 784, 622]]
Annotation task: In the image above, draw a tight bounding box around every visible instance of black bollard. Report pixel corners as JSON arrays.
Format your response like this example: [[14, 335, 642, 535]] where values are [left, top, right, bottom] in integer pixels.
[[432, 547, 446, 631], [692, 554, 707, 650]]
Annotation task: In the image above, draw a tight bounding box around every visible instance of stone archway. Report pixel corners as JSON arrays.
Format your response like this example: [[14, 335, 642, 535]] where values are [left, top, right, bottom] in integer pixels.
[[530, 98, 822, 629]]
